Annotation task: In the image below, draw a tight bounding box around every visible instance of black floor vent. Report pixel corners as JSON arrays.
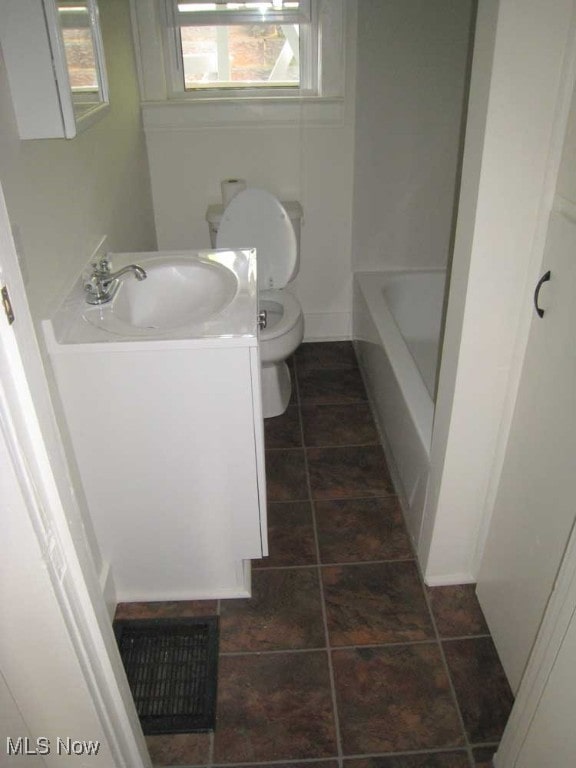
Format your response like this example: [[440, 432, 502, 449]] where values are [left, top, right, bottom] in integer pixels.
[[114, 617, 218, 734]]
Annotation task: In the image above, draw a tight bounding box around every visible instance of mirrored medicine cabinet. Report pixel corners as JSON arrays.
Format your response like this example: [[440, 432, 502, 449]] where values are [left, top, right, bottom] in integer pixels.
[[0, 0, 109, 139]]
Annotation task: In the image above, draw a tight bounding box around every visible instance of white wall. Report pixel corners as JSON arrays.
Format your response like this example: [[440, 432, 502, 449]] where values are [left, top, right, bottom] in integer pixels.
[[0, 0, 157, 322], [352, 0, 474, 273], [143, 8, 357, 341], [0, 142, 151, 761], [0, 0, 157, 592], [419, 0, 576, 584]]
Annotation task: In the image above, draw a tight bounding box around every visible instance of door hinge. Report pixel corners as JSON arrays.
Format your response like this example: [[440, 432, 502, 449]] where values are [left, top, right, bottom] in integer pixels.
[[2, 285, 15, 325]]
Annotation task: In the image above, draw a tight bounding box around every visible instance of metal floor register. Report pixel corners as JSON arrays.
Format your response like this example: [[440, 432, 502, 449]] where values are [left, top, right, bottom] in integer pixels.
[[114, 617, 219, 734]]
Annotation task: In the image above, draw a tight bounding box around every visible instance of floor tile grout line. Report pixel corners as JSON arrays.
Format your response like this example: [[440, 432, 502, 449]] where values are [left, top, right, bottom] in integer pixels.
[[207, 601, 221, 768], [266, 493, 401, 504], [211, 758, 341, 767], [207, 747, 473, 767], [253, 557, 417, 571], [219, 647, 330, 658], [218, 639, 451, 657], [294, 354, 344, 768], [470, 740, 500, 746], [265, 444, 389, 452], [299, 399, 370, 406], [266, 441, 381, 451], [440, 633, 493, 643], [208, 731, 214, 768], [267, 493, 398, 504], [415, 565, 476, 768], [326, 746, 474, 761]]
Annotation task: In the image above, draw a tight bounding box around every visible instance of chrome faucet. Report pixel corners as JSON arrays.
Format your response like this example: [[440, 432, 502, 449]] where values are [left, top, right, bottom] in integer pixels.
[[84, 258, 147, 305]]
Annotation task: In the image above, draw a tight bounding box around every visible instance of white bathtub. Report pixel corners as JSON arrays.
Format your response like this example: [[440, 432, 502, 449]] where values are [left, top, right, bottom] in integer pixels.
[[353, 270, 446, 544]]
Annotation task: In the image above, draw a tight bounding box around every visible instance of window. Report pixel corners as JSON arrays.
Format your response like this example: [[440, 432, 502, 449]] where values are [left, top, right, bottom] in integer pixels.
[[57, 0, 109, 118], [58, 1, 99, 93], [130, 0, 345, 106], [163, 1, 314, 96], [55, 0, 109, 123]]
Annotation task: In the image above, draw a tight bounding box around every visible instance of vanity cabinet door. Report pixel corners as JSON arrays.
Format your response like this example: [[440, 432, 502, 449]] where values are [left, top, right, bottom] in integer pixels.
[[51, 342, 266, 600]]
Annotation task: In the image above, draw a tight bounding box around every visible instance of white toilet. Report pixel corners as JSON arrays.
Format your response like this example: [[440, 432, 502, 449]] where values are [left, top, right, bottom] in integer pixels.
[[207, 188, 304, 418]]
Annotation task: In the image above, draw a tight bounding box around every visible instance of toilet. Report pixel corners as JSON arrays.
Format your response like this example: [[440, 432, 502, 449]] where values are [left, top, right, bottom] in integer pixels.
[[207, 188, 304, 418]]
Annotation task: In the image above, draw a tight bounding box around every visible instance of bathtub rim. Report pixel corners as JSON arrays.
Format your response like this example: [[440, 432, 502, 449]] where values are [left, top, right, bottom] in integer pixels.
[[353, 268, 446, 455]]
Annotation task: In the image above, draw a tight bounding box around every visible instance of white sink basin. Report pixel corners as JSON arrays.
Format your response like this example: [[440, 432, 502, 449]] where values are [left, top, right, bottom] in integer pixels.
[[83, 254, 239, 336], [43, 248, 258, 346]]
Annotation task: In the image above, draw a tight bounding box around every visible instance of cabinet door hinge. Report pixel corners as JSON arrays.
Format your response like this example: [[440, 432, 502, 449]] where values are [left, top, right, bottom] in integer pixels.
[[2, 285, 15, 325]]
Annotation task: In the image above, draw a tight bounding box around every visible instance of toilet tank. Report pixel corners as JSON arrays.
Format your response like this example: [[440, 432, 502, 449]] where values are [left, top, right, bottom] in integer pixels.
[[206, 200, 303, 273]]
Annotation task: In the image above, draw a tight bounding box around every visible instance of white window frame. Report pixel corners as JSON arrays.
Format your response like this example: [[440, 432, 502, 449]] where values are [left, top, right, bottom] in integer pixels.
[[161, 0, 317, 99], [129, 0, 345, 105]]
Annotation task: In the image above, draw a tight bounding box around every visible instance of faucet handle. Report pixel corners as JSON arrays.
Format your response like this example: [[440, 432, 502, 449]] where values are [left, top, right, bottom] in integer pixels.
[[91, 256, 111, 276]]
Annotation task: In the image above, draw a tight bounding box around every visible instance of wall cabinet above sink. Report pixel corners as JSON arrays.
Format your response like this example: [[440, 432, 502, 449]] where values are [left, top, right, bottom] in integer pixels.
[[0, 0, 109, 139]]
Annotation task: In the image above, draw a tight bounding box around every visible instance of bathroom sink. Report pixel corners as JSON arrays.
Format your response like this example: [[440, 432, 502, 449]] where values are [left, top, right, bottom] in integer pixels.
[[43, 248, 258, 346], [82, 254, 239, 336]]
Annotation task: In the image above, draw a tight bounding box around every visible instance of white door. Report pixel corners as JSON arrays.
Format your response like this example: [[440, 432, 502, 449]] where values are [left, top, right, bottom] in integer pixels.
[[512, 597, 576, 768], [0, 179, 151, 766], [477, 206, 576, 691]]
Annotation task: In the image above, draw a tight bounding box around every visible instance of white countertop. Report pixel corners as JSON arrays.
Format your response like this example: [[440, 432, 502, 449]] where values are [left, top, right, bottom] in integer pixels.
[[43, 248, 259, 353]]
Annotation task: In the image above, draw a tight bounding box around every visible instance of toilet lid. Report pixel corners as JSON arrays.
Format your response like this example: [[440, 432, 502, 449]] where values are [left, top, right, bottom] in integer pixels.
[[216, 188, 297, 290]]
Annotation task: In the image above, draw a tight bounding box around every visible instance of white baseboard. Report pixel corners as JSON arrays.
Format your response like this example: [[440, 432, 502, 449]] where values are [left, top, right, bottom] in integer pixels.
[[303, 311, 351, 341], [114, 560, 252, 603], [424, 572, 476, 587], [99, 561, 117, 621], [116, 586, 251, 602]]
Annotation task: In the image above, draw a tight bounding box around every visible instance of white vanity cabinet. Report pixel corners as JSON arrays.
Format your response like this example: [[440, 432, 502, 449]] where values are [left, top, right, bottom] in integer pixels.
[[43, 249, 267, 602], [50, 341, 266, 601]]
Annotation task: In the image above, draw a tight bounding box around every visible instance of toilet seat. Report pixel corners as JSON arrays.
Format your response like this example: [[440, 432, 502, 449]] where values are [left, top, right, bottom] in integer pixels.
[[211, 187, 304, 417], [216, 188, 298, 290], [259, 290, 302, 341]]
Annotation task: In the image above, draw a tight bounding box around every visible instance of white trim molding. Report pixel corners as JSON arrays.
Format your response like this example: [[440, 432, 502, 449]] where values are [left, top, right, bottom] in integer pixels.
[[141, 97, 346, 130], [303, 311, 351, 341]]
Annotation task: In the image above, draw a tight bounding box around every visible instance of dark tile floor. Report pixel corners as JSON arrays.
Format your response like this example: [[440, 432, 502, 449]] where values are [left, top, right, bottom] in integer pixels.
[[115, 342, 514, 768]]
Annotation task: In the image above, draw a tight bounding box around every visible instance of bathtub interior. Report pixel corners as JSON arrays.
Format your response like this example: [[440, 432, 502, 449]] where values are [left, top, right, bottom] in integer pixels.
[[381, 272, 446, 398]]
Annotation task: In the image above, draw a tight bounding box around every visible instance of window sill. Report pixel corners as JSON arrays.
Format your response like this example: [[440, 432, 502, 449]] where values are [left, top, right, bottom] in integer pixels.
[[75, 102, 110, 135], [141, 96, 347, 130]]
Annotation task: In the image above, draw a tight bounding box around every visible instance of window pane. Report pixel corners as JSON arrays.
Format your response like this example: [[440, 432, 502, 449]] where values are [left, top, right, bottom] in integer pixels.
[[180, 24, 300, 89], [61, 27, 99, 91], [58, 1, 99, 92], [178, 3, 303, 13]]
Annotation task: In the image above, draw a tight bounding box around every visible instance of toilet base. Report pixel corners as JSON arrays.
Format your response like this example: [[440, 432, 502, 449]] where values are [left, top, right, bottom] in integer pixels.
[[261, 361, 292, 419]]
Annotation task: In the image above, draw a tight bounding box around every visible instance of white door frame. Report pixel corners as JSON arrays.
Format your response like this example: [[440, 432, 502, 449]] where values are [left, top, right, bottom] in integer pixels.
[[420, 0, 576, 585], [0, 180, 151, 766]]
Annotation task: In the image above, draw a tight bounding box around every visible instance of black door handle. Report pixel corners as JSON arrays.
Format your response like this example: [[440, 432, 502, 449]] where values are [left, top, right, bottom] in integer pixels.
[[534, 270, 551, 318]]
